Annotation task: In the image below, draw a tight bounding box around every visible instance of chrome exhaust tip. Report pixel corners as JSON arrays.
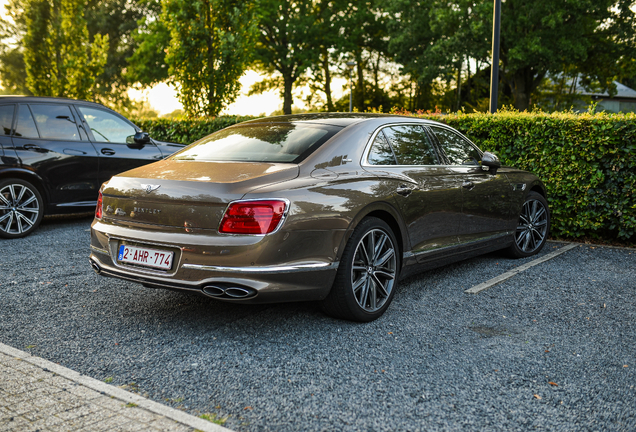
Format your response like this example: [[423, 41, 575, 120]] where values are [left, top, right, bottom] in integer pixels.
[[202, 285, 225, 297], [224, 287, 253, 298], [90, 259, 101, 274]]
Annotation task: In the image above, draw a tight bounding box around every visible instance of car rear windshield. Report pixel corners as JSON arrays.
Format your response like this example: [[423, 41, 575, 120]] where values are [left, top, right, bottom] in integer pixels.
[[171, 123, 342, 163]]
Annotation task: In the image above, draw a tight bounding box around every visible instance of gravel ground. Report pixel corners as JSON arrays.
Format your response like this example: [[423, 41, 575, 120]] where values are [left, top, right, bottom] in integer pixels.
[[1, 216, 635, 431]]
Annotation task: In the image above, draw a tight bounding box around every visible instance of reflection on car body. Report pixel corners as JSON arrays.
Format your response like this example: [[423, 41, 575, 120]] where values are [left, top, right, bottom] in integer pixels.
[[89, 113, 550, 322]]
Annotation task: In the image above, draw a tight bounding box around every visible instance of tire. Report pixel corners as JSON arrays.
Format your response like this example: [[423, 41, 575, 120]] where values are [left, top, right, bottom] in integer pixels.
[[321, 217, 400, 322], [0, 179, 44, 239], [506, 191, 550, 258]]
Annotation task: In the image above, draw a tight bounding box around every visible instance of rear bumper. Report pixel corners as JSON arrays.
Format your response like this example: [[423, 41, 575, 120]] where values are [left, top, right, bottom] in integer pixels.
[[89, 221, 339, 303]]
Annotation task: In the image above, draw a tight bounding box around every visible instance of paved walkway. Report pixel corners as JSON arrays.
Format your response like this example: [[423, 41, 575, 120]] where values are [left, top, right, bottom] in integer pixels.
[[0, 343, 230, 432]]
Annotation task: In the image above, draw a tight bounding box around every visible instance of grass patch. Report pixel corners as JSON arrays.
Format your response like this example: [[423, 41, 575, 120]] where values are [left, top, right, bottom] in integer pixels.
[[200, 413, 228, 425]]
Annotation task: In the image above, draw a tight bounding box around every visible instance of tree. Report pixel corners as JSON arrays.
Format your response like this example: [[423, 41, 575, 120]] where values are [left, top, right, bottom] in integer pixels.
[[84, 0, 163, 107], [160, 0, 256, 116], [0, 0, 31, 94], [250, 0, 318, 114], [23, 0, 109, 99]]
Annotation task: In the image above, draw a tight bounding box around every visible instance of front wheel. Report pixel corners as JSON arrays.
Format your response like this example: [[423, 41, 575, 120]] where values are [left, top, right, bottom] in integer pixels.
[[0, 179, 44, 239], [506, 191, 550, 258], [321, 217, 400, 322]]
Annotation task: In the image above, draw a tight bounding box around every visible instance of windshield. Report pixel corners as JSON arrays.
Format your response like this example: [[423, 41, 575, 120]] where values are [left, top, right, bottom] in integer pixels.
[[171, 123, 342, 163]]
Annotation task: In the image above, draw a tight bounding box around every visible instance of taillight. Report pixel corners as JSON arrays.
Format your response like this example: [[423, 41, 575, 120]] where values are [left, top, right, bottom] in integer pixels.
[[95, 190, 103, 219], [219, 200, 288, 235]]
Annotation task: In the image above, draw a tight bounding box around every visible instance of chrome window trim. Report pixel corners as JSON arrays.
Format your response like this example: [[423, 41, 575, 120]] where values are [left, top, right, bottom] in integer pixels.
[[360, 122, 442, 168], [217, 198, 291, 237]]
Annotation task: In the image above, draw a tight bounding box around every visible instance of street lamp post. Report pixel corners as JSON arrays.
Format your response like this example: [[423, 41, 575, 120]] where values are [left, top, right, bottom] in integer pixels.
[[489, 0, 501, 114], [346, 61, 356, 112]]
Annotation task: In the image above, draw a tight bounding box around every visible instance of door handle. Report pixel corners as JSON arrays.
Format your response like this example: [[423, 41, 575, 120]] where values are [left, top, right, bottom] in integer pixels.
[[23, 144, 41, 151], [63, 148, 87, 155], [462, 181, 475, 190], [396, 184, 416, 197], [101, 148, 116, 155]]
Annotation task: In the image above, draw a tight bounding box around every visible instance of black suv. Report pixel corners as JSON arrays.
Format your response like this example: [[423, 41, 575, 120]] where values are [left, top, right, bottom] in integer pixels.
[[0, 96, 184, 238]]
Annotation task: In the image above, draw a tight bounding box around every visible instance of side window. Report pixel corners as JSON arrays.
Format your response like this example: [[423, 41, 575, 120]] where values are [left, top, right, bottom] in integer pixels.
[[30, 104, 81, 141], [13, 105, 40, 139], [431, 126, 481, 166], [368, 131, 396, 165], [0, 105, 15, 135], [77, 106, 136, 144], [382, 125, 438, 165]]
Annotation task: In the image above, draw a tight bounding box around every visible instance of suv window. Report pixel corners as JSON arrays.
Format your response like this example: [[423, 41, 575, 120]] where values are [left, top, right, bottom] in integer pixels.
[[367, 131, 396, 165], [382, 125, 438, 165], [0, 105, 14, 135], [14, 105, 39, 139], [431, 126, 481, 166], [77, 106, 136, 143], [30, 104, 81, 141]]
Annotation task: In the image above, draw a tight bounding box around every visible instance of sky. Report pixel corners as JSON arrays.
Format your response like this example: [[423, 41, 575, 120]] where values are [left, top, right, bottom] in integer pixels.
[[1, 0, 349, 116]]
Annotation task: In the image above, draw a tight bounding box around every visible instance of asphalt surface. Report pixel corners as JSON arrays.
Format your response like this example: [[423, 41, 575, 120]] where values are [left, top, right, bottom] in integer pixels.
[[1, 216, 635, 431]]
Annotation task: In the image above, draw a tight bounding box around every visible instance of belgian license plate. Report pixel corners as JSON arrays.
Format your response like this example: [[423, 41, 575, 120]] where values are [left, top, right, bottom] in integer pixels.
[[118, 244, 174, 270]]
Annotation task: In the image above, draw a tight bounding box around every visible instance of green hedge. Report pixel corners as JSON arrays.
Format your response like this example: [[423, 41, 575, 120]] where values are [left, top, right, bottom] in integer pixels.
[[133, 115, 258, 145], [418, 110, 636, 241], [134, 111, 636, 241]]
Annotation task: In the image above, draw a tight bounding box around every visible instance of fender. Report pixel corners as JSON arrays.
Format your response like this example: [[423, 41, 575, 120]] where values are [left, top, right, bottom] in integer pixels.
[[336, 200, 411, 266], [0, 167, 51, 206]]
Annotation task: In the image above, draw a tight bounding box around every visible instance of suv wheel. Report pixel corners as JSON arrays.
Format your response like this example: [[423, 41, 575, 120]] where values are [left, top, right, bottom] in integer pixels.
[[0, 179, 44, 239]]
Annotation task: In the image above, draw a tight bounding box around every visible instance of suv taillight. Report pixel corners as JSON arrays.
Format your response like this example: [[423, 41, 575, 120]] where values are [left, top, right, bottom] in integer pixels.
[[95, 191, 103, 219], [219, 200, 287, 235]]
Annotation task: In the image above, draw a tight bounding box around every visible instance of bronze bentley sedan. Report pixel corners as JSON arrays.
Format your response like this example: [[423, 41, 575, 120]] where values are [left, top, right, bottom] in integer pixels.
[[89, 113, 550, 322]]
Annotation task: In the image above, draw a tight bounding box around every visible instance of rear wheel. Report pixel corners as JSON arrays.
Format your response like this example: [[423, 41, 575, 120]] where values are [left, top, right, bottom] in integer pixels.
[[506, 191, 550, 258], [0, 179, 44, 239], [321, 217, 399, 322]]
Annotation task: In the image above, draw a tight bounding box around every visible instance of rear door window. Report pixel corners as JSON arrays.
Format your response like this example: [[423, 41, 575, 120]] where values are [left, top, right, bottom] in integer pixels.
[[382, 125, 438, 165], [0, 105, 14, 135], [29, 104, 81, 141], [13, 105, 39, 139], [77, 106, 136, 143], [430, 126, 481, 166]]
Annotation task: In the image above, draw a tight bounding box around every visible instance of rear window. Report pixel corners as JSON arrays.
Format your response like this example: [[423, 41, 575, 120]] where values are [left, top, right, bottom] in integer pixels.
[[171, 123, 342, 163]]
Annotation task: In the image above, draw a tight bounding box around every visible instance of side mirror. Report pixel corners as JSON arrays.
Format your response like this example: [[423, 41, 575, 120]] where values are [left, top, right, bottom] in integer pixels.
[[134, 131, 150, 145], [481, 151, 501, 174]]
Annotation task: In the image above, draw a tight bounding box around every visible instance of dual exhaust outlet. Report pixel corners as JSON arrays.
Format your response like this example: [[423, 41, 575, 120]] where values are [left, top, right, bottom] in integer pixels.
[[202, 284, 256, 299]]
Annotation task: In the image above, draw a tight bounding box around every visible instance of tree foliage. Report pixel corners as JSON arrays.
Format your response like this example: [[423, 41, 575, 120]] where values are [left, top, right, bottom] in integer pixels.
[[23, 0, 109, 99]]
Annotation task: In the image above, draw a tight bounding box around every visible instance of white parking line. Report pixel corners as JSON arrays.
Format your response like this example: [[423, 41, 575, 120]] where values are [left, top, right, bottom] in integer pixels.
[[464, 243, 579, 294]]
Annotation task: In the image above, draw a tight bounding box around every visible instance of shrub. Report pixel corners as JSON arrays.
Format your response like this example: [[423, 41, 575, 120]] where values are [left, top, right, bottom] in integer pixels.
[[132, 115, 259, 145]]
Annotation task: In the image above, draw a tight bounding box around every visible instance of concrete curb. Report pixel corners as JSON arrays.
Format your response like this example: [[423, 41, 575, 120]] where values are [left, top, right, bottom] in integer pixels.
[[0, 341, 233, 432], [465, 243, 579, 294]]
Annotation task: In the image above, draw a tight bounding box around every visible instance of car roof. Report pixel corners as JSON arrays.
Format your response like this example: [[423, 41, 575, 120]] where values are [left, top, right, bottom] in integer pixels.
[[0, 95, 108, 109], [242, 112, 439, 127]]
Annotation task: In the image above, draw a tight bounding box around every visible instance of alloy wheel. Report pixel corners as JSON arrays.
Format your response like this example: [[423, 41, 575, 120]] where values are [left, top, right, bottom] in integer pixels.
[[0, 183, 41, 236], [515, 198, 548, 253], [351, 228, 397, 312]]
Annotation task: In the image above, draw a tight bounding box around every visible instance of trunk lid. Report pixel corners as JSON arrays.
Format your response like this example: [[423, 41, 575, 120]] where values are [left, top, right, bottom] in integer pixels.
[[101, 160, 298, 230]]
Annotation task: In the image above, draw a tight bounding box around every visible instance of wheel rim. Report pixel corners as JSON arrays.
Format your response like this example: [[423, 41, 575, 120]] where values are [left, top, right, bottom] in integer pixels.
[[0, 183, 40, 235], [515, 198, 548, 253], [351, 228, 397, 313]]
